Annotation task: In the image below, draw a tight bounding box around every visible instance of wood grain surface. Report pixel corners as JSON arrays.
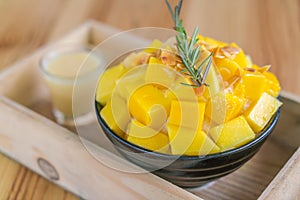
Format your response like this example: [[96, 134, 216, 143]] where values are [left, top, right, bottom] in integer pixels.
[[0, 0, 299, 199]]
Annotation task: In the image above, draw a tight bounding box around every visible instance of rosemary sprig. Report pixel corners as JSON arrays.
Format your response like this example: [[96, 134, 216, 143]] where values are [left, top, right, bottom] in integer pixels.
[[165, 0, 213, 87]]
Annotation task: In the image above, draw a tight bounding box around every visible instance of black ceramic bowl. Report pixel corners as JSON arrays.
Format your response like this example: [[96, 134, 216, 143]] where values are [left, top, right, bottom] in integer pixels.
[[95, 102, 280, 188]]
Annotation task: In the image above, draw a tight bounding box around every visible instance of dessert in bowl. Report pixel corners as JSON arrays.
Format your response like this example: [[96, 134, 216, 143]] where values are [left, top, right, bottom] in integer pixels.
[[94, 36, 282, 187], [94, 0, 282, 187]]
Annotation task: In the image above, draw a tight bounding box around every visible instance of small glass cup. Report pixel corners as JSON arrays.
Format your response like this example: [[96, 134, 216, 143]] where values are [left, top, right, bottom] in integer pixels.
[[40, 46, 102, 126]]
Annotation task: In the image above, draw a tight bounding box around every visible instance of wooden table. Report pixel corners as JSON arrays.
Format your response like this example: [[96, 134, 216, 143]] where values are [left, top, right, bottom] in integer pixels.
[[0, 0, 299, 199]]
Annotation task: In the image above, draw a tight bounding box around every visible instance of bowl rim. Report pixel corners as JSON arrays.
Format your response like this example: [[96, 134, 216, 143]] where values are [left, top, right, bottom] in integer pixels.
[[95, 100, 280, 160]]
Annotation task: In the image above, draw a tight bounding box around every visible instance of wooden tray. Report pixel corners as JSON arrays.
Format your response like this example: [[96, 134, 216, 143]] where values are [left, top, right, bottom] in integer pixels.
[[0, 20, 299, 200]]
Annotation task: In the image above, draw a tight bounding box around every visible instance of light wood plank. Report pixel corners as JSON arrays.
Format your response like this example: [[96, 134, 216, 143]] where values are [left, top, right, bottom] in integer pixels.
[[258, 148, 300, 199], [0, 154, 20, 200], [0, 97, 200, 200]]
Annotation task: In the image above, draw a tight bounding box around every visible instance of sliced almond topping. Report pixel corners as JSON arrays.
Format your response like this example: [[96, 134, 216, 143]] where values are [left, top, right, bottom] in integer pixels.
[[160, 50, 178, 66], [256, 65, 271, 73], [245, 67, 256, 72], [221, 46, 241, 59]]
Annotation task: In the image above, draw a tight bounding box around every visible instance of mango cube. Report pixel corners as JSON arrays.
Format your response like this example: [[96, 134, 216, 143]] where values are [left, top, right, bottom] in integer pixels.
[[245, 92, 282, 133], [233, 81, 246, 99], [127, 120, 170, 153], [263, 71, 281, 97], [129, 84, 170, 130], [197, 35, 227, 48], [144, 39, 162, 53], [147, 56, 162, 64], [206, 92, 245, 124], [214, 57, 240, 81], [145, 57, 176, 88], [100, 95, 131, 138], [242, 71, 268, 101], [167, 125, 220, 155], [96, 64, 126, 105], [168, 100, 206, 130], [115, 67, 145, 101], [209, 116, 255, 151], [201, 58, 222, 97], [170, 76, 199, 101], [231, 43, 248, 69], [165, 88, 177, 102]]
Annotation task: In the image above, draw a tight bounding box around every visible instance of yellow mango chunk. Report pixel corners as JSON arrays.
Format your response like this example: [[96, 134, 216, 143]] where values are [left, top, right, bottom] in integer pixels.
[[197, 35, 227, 48], [206, 92, 245, 124], [100, 95, 131, 138], [167, 124, 197, 155], [115, 67, 146, 101], [200, 49, 223, 97], [129, 84, 170, 130], [231, 43, 248, 69], [242, 70, 268, 101], [214, 57, 240, 81], [263, 71, 281, 97], [127, 120, 170, 154], [225, 93, 246, 121], [168, 100, 206, 130], [145, 57, 176, 88], [148, 56, 162, 64], [233, 81, 246, 99], [245, 92, 282, 133], [96, 64, 126, 105], [169, 76, 198, 101], [205, 92, 225, 124], [233, 81, 249, 111], [144, 39, 163, 53], [165, 88, 177, 102], [167, 125, 220, 155], [188, 130, 220, 155], [209, 116, 255, 151]]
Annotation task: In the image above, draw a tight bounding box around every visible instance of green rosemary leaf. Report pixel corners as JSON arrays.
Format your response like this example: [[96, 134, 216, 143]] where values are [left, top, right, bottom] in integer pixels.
[[196, 52, 213, 78], [201, 54, 213, 84], [188, 27, 199, 53], [165, 0, 212, 88], [191, 46, 200, 65], [181, 58, 194, 75], [165, 0, 175, 20], [183, 39, 188, 53]]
